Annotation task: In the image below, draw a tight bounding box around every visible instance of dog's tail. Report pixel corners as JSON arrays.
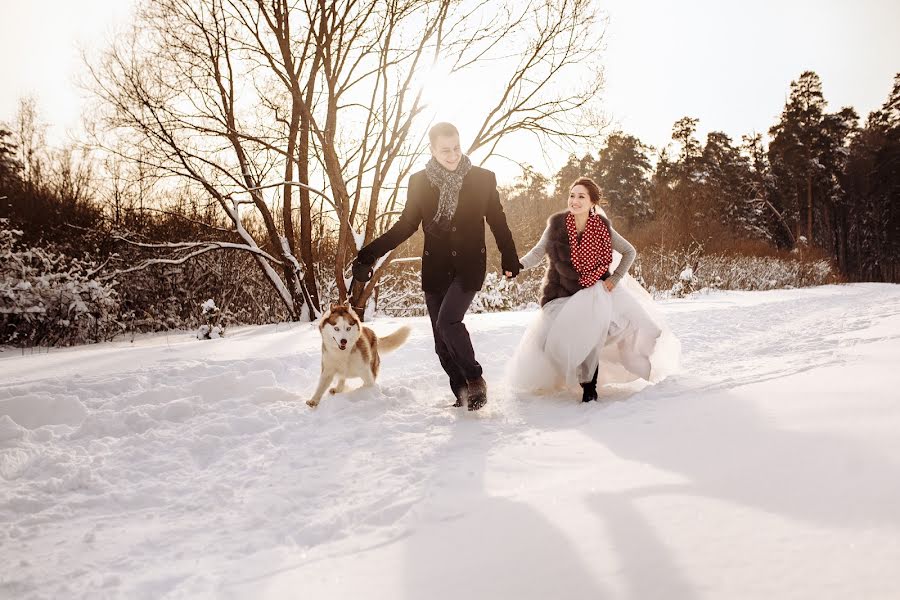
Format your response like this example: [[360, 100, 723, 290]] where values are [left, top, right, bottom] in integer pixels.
[[378, 325, 411, 354]]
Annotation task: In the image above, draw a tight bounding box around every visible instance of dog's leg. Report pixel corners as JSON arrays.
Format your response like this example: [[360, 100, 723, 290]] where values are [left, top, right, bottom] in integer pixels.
[[329, 377, 347, 395], [360, 365, 377, 388], [307, 368, 336, 407]]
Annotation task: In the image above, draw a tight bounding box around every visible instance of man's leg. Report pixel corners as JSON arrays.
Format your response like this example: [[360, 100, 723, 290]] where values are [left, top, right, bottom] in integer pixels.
[[425, 287, 468, 405], [435, 277, 487, 410]]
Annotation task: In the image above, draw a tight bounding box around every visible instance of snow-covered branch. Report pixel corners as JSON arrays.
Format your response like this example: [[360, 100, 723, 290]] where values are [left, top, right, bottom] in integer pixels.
[[109, 236, 284, 265]]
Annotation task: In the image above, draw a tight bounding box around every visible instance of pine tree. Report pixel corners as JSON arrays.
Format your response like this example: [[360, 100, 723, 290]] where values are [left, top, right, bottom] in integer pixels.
[[0, 127, 21, 194], [593, 131, 653, 230], [767, 71, 856, 249], [502, 164, 554, 246], [818, 106, 859, 263], [841, 74, 900, 281], [700, 131, 767, 238], [870, 73, 900, 130], [554, 153, 594, 199], [741, 133, 794, 246], [672, 117, 702, 168], [652, 117, 706, 243]]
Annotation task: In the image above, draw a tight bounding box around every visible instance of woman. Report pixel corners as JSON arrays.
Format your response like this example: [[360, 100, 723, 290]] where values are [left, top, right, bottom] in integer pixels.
[[509, 177, 679, 401]]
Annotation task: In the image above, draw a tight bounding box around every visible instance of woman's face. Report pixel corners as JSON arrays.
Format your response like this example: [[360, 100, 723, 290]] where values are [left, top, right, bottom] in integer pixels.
[[568, 185, 593, 216]]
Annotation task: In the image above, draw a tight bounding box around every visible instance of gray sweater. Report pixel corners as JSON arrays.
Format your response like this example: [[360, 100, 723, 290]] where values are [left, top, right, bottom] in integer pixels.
[[520, 219, 636, 287]]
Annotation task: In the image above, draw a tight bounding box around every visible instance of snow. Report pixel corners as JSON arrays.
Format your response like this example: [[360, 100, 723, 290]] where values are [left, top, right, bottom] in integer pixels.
[[2, 283, 900, 599], [351, 230, 365, 252]]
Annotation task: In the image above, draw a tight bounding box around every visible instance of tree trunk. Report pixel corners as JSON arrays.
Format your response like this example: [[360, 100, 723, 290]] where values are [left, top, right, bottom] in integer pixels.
[[837, 206, 848, 274], [806, 175, 813, 244], [297, 123, 319, 318]]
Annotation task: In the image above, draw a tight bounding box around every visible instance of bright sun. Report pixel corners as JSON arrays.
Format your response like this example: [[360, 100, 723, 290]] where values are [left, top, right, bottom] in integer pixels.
[[414, 59, 458, 113]]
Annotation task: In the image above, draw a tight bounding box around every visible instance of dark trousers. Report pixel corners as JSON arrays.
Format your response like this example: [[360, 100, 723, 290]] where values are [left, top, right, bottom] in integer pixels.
[[425, 275, 482, 394]]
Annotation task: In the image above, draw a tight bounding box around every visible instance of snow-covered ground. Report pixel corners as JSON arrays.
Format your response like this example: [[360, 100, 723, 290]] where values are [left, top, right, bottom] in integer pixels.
[[2, 283, 900, 599]]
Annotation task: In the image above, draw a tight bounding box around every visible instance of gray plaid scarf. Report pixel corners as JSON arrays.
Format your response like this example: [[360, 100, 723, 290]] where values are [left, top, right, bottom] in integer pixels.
[[424, 154, 472, 236]]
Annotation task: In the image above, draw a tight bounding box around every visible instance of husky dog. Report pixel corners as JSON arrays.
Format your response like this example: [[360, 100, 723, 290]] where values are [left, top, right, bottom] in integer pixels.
[[307, 304, 411, 408]]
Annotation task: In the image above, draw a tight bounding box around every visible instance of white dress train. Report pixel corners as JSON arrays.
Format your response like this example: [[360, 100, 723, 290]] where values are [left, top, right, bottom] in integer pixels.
[[508, 219, 680, 392]]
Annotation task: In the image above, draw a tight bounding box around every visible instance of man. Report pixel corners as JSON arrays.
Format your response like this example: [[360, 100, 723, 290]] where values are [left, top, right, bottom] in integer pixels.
[[352, 122, 520, 411]]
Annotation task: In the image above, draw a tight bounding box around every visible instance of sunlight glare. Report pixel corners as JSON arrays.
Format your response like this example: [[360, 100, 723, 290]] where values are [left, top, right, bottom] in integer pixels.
[[415, 59, 458, 114]]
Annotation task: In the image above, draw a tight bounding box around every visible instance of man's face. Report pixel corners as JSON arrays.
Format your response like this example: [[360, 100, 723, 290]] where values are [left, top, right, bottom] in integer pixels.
[[430, 134, 462, 171]]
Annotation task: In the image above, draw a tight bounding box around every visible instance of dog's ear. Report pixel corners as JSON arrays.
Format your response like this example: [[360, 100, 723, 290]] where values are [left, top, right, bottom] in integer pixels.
[[330, 302, 342, 311]]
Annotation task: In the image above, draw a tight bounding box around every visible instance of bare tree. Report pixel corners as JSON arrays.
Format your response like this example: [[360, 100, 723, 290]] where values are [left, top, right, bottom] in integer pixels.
[[88, 0, 606, 321], [13, 98, 48, 188]]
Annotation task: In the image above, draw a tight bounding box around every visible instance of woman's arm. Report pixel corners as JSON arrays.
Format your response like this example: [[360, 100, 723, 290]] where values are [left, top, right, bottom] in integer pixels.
[[606, 227, 636, 287], [519, 224, 551, 270]]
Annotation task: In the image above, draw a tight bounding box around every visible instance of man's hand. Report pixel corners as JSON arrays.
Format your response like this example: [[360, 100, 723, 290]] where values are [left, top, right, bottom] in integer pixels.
[[503, 260, 523, 279], [603, 279, 615, 292], [352, 259, 374, 283]]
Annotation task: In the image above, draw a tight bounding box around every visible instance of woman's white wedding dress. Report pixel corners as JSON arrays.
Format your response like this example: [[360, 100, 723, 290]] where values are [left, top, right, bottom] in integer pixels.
[[508, 215, 680, 392]]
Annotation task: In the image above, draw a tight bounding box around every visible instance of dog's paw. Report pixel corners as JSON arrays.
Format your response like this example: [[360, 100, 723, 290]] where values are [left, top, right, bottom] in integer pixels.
[[306, 399, 319, 408]]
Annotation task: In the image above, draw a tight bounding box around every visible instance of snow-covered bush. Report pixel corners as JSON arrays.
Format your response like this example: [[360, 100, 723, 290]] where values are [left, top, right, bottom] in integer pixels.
[[196, 298, 225, 339], [470, 272, 516, 312], [112, 242, 290, 336], [1, 220, 120, 346], [340, 244, 836, 319], [694, 255, 834, 291], [366, 267, 544, 318], [669, 265, 695, 298], [470, 271, 542, 313], [368, 266, 427, 318], [634, 244, 837, 299]]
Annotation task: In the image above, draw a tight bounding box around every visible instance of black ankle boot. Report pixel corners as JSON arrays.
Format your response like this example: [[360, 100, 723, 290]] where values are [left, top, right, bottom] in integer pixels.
[[466, 376, 488, 411], [581, 366, 599, 402], [451, 381, 467, 408]]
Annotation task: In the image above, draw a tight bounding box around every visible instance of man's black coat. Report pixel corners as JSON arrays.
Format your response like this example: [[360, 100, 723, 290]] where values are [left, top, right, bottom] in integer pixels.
[[358, 165, 519, 293]]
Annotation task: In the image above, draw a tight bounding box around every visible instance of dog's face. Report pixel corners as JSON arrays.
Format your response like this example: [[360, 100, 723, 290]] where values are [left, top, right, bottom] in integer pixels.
[[320, 304, 361, 352]]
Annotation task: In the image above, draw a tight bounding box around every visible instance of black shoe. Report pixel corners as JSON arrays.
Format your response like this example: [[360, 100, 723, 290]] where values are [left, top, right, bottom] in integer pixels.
[[581, 366, 599, 403], [451, 381, 467, 408], [466, 376, 487, 411]]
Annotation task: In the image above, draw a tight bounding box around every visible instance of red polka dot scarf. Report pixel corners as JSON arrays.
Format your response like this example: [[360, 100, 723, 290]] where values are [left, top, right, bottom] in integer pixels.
[[566, 211, 613, 288]]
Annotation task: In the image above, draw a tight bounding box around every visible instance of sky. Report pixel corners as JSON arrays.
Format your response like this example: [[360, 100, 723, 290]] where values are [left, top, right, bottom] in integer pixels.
[[0, 0, 136, 141], [1, 0, 898, 183], [598, 0, 900, 155]]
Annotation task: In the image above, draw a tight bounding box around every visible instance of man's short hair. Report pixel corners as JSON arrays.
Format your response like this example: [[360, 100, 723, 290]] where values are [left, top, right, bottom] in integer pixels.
[[428, 122, 459, 146]]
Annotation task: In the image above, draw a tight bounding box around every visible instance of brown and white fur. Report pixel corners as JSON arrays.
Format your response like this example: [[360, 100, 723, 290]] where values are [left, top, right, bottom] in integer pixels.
[[306, 304, 411, 408]]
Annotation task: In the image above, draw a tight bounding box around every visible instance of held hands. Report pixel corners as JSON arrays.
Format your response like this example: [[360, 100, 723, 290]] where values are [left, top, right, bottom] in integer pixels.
[[503, 260, 523, 279], [603, 279, 616, 292]]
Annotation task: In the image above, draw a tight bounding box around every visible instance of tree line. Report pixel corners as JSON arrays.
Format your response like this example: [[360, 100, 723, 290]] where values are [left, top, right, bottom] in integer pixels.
[[501, 71, 898, 285], [0, 0, 896, 346]]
